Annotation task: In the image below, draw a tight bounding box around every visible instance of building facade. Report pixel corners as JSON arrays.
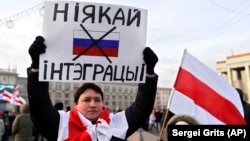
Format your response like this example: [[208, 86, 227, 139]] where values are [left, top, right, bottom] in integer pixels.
[[0, 68, 171, 112], [216, 52, 250, 103], [155, 87, 171, 110]]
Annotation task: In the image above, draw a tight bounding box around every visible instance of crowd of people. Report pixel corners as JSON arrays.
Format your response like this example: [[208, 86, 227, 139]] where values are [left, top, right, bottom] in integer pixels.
[[0, 103, 72, 141], [0, 87, 248, 141], [0, 109, 18, 141], [145, 108, 164, 133]]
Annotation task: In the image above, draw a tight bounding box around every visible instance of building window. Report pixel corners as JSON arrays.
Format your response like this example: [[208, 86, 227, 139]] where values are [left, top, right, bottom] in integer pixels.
[[124, 88, 128, 93], [112, 87, 116, 93], [104, 86, 110, 93], [118, 101, 122, 106], [55, 99, 61, 104], [65, 100, 69, 105], [118, 87, 122, 93], [74, 84, 79, 89], [56, 83, 61, 90], [112, 101, 116, 106], [65, 83, 70, 90], [129, 88, 133, 94], [104, 95, 109, 99], [65, 93, 69, 98], [56, 93, 61, 98], [105, 101, 109, 106]]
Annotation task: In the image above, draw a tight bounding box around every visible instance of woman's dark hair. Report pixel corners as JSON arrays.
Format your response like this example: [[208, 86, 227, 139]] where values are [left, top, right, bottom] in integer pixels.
[[74, 83, 103, 103]]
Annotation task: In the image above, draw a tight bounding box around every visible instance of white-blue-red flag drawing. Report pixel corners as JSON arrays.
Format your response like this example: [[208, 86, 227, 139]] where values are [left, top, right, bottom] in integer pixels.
[[168, 49, 246, 124], [73, 30, 120, 57]]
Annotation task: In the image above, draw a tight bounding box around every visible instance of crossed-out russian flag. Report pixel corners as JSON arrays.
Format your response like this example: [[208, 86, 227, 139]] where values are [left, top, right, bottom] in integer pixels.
[[73, 30, 120, 57]]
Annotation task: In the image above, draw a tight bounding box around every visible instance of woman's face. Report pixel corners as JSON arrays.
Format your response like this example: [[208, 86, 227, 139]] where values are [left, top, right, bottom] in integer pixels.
[[75, 89, 103, 121]]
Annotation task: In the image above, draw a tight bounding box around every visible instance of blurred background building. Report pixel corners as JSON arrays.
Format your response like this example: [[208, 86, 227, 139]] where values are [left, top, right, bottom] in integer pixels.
[[2, 51, 250, 113], [0, 67, 171, 112], [216, 52, 250, 103]]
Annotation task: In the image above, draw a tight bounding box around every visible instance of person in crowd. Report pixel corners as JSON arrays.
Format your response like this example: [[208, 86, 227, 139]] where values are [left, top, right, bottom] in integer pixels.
[[235, 88, 250, 124], [54, 102, 64, 111], [154, 108, 163, 133], [148, 109, 156, 132], [27, 36, 158, 141], [115, 106, 122, 113], [0, 111, 5, 141], [1, 111, 10, 141], [8, 111, 16, 137], [12, 104, 34, 141], [65, 106, 71, 112]]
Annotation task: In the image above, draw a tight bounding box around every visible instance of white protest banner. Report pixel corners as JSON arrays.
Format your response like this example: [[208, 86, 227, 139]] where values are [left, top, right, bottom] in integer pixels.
[[40, 0, 148, 83]]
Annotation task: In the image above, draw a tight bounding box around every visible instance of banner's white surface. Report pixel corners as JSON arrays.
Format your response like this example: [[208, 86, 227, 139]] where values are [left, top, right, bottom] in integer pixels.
[[40, 1, 147, 83]]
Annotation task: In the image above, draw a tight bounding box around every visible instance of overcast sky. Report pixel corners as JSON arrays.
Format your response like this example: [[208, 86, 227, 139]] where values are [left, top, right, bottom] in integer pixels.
[[1, 0, 250, 87]]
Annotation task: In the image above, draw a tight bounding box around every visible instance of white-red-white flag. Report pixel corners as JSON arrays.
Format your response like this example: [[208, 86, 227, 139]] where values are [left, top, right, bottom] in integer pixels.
[[12, 85, 26, 106], [2, 90, 13, 103], [11, 85, 19, 104], [2, 85, 26, 106], [14, 96, 26, 106], [168, 49, 246, 124]]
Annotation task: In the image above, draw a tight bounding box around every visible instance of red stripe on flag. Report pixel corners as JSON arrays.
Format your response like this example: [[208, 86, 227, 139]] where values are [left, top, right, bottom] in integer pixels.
[[174, 67, 246, 124], [73, 46, 118, 57], [15, 99, 24, 105], [3, 93, 12, 99]]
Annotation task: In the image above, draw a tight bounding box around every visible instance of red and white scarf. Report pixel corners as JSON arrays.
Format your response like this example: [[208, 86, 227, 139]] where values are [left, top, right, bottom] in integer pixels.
[[57, 107, 128, 141]]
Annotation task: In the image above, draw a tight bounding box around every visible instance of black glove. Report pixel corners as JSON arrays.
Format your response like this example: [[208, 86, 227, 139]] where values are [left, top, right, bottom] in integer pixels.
[[28, 36, 46, 69], [143, 47, 158, 75]]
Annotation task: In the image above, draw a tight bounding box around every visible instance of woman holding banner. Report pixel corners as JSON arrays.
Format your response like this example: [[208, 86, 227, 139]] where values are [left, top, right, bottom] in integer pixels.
[[27, 36, 158, 141]]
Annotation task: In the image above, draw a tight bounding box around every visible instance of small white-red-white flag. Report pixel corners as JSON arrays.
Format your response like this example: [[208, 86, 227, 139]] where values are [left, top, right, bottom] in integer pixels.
[[2, 91, 13, 103], [2, 85, 26, 106], [168, 49, 246, 124]]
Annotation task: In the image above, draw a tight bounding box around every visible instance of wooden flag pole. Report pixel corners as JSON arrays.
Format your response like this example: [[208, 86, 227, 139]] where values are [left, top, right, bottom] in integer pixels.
[[157, 108, 170, 141], [157, 89, 175, 141]]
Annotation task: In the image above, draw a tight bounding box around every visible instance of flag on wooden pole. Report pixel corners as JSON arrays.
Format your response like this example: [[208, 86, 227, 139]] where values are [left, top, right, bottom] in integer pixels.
[[167, 49, 246, 124]]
